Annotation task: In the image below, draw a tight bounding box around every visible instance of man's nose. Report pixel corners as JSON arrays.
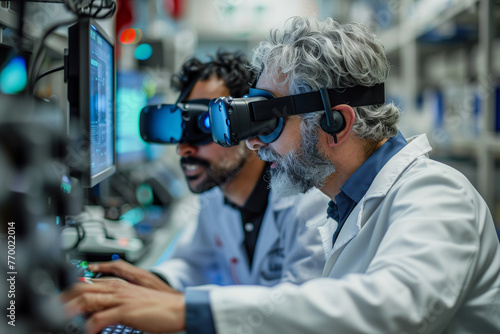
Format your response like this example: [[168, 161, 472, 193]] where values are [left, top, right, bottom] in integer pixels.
[[246, 137, 267, 151], [177, 143, 199, 157]]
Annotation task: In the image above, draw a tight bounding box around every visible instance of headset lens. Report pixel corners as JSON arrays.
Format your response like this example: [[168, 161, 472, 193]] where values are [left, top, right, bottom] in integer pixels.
[[140, 100, 212, 145], [140, 104, 183, 143]]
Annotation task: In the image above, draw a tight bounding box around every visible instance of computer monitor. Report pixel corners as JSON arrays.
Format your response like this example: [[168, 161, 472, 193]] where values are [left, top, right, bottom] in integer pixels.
[[116, 70, 165, 166], [67, 18, 116, 188]]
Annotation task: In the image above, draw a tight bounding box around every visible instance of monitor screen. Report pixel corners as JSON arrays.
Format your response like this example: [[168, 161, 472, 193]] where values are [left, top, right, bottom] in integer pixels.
[[116, 70, 165, 166], [67, 19, 116, 188], [89, 24, 114, 177], [116, 71, 148, 164]]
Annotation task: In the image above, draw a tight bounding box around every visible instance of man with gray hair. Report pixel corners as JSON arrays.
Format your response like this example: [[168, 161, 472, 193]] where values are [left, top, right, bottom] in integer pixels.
[[64, 17, 500, 334]]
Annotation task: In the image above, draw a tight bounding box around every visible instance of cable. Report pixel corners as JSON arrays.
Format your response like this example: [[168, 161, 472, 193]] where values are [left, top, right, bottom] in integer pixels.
[[27, 0, 116, 96], [61, 221, 86, 251], [61, 215, 118, 251], [27, 17, 78, 95], [65, 0, 116, 19], [34, 65, 64, 86], [76, 219, 113, 239], [93, 1, 116, 19]]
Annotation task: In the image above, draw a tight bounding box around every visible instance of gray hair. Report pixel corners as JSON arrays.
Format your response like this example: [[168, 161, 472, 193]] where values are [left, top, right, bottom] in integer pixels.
[[251, 16, 400, 141]]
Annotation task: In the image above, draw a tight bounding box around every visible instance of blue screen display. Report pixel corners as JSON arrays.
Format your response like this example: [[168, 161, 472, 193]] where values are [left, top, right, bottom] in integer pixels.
[[116, 71, 148, 164], [89, 24, 114, 177], [116, 71, 165, 165]]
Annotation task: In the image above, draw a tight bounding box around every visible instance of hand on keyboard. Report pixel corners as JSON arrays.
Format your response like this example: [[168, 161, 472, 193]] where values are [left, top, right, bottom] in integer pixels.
[[99, 323, 143, 334], [62, 279, 185, 334], [88, 260, 175, 293]]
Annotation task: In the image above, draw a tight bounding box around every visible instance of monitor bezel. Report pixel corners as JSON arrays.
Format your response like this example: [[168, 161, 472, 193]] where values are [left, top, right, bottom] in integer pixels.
[[68, 18, 116, 188]]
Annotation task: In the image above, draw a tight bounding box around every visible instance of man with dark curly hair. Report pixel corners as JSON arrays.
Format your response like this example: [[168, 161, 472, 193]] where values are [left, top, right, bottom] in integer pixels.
[[84, 51, 328, 292]]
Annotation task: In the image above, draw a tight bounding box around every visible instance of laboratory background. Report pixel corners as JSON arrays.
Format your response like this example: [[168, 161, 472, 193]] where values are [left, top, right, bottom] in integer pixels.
[[0, 0, 499, 333]]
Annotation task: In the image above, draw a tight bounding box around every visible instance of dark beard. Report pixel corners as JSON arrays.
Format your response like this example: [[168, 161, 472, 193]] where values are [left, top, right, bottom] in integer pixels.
[[180, 156, 247, 194]]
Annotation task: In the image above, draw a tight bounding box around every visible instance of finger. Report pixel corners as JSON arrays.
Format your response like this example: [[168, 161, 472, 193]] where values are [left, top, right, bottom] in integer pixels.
[[89, 260, 137, 282], [86, 306, 126, 334], [61, 282, 99, 302], [88, 260, 124, 274], [67, 291, 121, 314], [79, 278, 129, 290], [64, 298, 84, 319], [62, 280, 128, 304]]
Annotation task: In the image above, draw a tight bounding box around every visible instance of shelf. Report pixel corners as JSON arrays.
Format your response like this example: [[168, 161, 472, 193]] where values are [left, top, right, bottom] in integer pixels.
[[379, 0, 499, 214], [431, 135, 500, 154], [379, 0, 479, 53]]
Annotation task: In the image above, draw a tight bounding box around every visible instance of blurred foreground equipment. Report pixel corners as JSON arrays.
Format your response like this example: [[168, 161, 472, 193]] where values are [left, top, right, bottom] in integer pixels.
[[0, 94, 83, 334]]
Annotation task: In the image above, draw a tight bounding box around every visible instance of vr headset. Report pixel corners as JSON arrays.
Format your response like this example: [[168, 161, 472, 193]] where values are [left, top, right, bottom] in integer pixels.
[[209, 83, 385, 147], [139, 99, 212, 145]]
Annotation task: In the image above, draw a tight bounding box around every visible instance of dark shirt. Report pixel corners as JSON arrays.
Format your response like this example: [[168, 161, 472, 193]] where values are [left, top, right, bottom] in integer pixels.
[[185, 164, 270, 334], [328, 132, 408, 247], [223, 163, 270, 268]]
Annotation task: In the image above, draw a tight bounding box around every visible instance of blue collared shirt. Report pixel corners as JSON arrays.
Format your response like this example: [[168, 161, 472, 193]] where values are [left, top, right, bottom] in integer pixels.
[[185, 289, 216, 334], [328, 132, 407, 247]]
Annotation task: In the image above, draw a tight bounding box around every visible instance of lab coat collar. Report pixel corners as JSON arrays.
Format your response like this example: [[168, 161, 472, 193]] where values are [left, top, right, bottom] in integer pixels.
[[321, 134, 433, 273], [354, 134, 432, 231], [362, 134, 432, 204], [340, 131, 408, 204]]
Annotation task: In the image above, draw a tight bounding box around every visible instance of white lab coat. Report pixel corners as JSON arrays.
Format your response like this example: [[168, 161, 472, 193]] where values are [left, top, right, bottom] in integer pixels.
[[209, 134, 500, 334], [152, 187, 330, 291]]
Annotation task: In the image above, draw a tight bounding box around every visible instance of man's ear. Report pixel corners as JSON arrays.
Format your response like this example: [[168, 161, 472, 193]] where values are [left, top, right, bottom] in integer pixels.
[[325, 104, 355, 147]]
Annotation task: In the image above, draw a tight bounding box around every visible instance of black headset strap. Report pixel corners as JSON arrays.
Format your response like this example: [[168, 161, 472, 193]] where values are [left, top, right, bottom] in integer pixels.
[[250, 83, 385, 121], [176, 74, 203, 103]]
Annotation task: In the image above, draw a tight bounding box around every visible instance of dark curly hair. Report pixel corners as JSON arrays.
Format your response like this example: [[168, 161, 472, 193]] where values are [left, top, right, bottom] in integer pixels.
[[171, 50, 254, 101]]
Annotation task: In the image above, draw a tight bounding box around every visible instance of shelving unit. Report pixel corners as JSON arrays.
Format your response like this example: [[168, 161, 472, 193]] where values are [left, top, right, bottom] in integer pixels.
[[375, 0, 500, 221]]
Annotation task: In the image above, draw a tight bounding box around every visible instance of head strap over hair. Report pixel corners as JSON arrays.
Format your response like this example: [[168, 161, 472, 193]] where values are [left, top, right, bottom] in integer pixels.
[[250, 83, 385, 121]]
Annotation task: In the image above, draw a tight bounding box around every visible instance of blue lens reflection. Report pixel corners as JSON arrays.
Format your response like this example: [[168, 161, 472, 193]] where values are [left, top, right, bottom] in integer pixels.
[[203, 113, 210, 129]]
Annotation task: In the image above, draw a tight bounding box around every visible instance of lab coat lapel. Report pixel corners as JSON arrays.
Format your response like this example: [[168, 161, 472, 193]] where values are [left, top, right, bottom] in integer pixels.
[[318, 217, 338, 263], [322, 203, 362, 276], [322, 134, 433, 277], [250, 191, 293, 281]]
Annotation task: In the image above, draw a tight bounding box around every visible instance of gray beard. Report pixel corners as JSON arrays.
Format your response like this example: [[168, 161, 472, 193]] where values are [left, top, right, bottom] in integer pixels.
[[259, 123, 335, 197]]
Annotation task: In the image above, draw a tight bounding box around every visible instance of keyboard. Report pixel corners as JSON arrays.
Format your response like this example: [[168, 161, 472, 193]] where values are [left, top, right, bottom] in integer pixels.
[[99, 324, 143, 333]]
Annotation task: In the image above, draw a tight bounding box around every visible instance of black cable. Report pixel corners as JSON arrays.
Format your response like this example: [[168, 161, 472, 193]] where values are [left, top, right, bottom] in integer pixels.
[[61, 221, 86, 251], [27, 0, 116, 96], [90, 1, 116, 19], [65, 0, 116, 19], [61, 216, 120, 251], [75, 218, 113, 239], [34, 65, 65, 86], [91, 0, 102, 17], [27, 17, 78, 95]]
